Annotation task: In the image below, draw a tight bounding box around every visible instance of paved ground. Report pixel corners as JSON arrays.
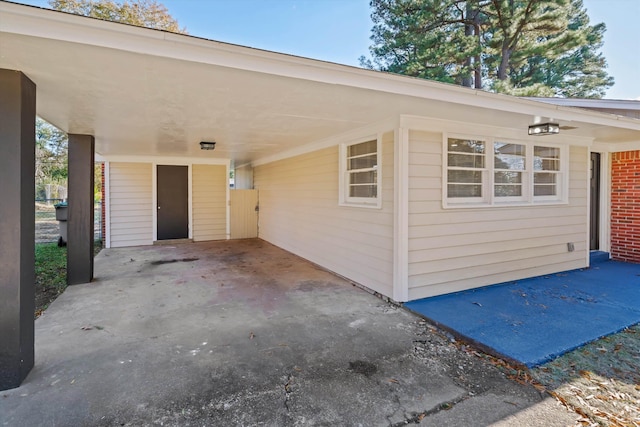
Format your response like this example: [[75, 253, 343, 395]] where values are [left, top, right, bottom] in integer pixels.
[[407, 254, 640, 367], [0, 240, 578, 426]]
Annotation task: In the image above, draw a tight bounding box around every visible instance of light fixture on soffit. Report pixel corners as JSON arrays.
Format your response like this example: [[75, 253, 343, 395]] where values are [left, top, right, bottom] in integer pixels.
[[200, 141, 216, 150], [528, 122, 560, 136]]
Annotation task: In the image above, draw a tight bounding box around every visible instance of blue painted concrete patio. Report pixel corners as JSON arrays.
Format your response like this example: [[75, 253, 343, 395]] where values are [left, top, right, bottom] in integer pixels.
[[405, 253, 640, 367]]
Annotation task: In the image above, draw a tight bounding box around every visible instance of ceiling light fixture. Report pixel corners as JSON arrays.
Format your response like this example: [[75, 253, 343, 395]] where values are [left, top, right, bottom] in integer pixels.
[[200, 141, 216, 150], [528, 122, 560, 136]]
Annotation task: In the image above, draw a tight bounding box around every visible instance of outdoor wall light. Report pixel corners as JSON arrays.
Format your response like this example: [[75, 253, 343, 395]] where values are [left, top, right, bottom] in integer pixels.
[[528, 122, 560, 136], [200, 141, 216, 150]]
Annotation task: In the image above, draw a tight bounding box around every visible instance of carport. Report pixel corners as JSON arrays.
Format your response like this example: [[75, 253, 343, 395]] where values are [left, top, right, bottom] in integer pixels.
[[4, 1, 640, 393], [0, 240, 578, 426]]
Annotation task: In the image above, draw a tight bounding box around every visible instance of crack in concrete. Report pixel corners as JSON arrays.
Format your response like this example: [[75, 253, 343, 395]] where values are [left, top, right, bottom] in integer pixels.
[[388, 394, 472, 427], [283, 374, 294, 412], [385, 393, 411, 427]]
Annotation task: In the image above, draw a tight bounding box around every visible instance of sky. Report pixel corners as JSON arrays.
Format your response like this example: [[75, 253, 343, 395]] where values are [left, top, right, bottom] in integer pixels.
[[14, 0, 640, 100]]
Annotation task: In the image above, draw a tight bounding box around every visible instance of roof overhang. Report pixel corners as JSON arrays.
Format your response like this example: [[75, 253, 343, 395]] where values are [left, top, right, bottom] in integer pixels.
[[2, 1, 640, 165]]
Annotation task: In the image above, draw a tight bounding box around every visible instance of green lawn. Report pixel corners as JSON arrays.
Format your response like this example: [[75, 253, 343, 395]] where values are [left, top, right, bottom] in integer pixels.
[[35, 242, 67, 317], [34, 240, 102, 317]]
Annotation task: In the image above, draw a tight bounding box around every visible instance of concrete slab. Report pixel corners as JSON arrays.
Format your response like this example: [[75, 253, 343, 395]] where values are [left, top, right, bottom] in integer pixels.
[[406, 254, 640, 367], [0, 240, 577, 426]]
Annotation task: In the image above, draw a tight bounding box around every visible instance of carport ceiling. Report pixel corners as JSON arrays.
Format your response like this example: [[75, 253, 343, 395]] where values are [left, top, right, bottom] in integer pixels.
[[2, 2, 640, 165]]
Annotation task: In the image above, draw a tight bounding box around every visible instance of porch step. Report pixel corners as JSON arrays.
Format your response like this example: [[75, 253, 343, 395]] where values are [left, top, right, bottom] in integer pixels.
[[590, 251, 610, 265]]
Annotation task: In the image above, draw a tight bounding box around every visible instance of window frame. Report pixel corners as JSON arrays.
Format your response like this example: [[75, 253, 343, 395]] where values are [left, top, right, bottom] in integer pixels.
[[443, 133, 568, 209], [339, 135, 382, 209]]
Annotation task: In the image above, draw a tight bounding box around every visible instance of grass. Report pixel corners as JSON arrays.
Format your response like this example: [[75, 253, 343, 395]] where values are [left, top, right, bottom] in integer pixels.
[[34, 239, 103, 318], [34, 242, 67, 317]]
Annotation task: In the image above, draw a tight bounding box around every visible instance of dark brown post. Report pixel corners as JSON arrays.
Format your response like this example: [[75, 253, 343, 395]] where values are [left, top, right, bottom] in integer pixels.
[[67, 134, 95, 285], [0, 69, 36, 391]]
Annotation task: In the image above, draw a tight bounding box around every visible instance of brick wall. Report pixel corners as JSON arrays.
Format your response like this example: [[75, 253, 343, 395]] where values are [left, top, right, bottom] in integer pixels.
[[611, 151, 640, 262]]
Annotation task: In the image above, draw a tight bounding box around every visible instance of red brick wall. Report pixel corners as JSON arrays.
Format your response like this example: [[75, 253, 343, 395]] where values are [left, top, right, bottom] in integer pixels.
[[101, 162, 106, 248], [611, 151, 640, 262]]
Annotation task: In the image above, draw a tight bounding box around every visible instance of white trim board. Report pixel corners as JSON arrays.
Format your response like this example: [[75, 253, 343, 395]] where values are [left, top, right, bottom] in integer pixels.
[[101, 155, 229, 165], [253, 117, 398, 167]]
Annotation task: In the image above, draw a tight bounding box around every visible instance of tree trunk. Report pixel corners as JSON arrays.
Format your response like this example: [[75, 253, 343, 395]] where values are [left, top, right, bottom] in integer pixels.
[[498, 46, 511, 80], [462, 22, 474, 87]]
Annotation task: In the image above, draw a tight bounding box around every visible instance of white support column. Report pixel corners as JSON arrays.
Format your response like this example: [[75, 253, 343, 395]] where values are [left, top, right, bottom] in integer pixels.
[[393, 127, 410, 302], [104, 161, 111, 248]]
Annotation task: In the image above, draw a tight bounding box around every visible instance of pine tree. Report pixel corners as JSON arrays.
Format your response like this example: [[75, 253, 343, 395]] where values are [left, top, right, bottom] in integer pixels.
[[362, 0, 613, 97]]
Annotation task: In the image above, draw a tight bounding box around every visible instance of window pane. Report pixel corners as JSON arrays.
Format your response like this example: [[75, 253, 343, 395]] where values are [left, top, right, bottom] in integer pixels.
[[534, 173, 557, 184], [534, 172, 557, 196], [494, 142, 525, 170], [534, 185, 557, 196], [495, 171, 522, 184], [448, 184, 482, 197], [448, 138, 485, 154], [538, 159, 559, 171], [448, 153, 485, 168], [495, 185, 522, 197], [534, 146, 559, 158], [350, 185, 377, 198], [534, 146, 560, 171], [350, 170, 376, 184], [348, 140, 376, 157], [448, 170, 482, 183], [348, 154, 376, 170]]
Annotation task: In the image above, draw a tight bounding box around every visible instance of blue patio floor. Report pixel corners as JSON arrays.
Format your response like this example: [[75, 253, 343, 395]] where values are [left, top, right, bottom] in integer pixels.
[[405, 253, 640, 367]]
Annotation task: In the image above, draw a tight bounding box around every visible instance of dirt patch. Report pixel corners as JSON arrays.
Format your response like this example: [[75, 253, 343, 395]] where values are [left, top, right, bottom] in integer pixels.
[[530, 324, 640, 426]]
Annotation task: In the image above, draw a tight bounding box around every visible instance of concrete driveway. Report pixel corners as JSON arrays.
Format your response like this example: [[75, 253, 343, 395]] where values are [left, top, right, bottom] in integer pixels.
[[0, 240, 577, 426]]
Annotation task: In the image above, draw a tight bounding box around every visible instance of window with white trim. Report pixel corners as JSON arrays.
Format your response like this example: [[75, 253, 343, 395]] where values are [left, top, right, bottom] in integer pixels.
[[340, 137, 381, 208], [445, 136, 566, 207]]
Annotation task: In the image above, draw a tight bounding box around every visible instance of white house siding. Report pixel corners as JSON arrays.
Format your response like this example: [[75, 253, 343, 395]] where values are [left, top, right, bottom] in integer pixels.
[[254, 132, 395, 298], [192, 164, 228, 241], [407, 130, 588, 300], [109, 162, 153, 247]]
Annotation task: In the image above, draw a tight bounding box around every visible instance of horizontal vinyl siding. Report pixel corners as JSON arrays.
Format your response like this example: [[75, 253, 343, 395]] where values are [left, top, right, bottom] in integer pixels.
[[254, 132, 395, 298], [109, 162, 152, 247], [407, 130, 588, 300], [192, 164, 227, 241]]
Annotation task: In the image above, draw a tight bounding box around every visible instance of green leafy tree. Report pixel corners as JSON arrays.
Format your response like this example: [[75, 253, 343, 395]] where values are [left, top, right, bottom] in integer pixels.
[[35, 118, 68, 200], [48, 0, 186, 33], [362, 0, 613, 97]]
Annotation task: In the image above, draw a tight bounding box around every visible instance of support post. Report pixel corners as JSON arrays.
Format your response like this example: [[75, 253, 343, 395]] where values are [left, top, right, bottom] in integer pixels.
[[67, 134, 95, 285], [0, 69, 36, 391]]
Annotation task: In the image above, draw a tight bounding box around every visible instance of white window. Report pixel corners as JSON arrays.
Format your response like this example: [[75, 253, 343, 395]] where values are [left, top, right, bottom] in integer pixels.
[[444, 136, 566, 207], [447, 138, 486, 200], [494, 142, 526, 201], [339, 137, 381, 208]]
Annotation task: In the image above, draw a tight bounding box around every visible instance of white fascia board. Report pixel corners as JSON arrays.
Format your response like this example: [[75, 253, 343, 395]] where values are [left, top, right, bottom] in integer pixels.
[[4, 2, 640, 133], [527, 97, 640, 111]]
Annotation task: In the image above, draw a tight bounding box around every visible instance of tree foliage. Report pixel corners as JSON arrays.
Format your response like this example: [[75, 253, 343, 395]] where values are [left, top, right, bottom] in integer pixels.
[[362, 0, 613, 98], [36, 118, 68, 199], [48, 0, 186, 33]]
